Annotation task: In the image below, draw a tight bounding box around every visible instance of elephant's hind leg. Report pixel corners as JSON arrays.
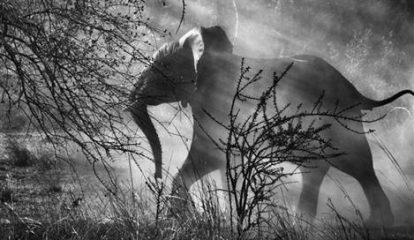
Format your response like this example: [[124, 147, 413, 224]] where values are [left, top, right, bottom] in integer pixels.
[[343, 166, 394, 226], [336, 136, 394, 226], [359, 169, 394, 226]]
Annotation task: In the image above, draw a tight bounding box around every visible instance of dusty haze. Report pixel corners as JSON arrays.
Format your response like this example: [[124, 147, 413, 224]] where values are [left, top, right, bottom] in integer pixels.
[[108, 0, 414, 225]]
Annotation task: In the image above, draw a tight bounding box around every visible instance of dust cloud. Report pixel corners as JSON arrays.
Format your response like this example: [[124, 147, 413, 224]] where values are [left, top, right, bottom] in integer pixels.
[[109, 0, 414, 225], [227, 0, 414, 225]]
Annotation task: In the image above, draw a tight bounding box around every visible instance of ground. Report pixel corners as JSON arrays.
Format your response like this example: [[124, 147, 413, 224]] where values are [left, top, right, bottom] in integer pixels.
[[1, 134, 414, 240]]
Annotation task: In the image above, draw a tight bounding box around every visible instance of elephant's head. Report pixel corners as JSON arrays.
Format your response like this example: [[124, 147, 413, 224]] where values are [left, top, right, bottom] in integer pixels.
[[128, 26, 233, 178]]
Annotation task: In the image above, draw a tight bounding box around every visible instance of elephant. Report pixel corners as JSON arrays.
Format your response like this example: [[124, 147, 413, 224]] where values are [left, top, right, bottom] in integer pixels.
[[127, 26, 414, 226]]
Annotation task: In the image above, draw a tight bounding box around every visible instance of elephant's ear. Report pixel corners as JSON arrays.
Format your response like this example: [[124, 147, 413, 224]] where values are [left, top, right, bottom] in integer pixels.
[[178, 28, 205, 72], [162, 26, 232, 107], [178, 26, 233, 71]]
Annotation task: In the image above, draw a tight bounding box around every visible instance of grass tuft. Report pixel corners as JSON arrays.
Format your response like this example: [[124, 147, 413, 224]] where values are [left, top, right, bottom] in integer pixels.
[[5, 138, 35, 167], [0, 186, 12, 203]]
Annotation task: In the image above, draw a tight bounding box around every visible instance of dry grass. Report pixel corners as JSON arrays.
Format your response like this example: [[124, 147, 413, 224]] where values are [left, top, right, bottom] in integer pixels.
[[0, 138, 413, 240]]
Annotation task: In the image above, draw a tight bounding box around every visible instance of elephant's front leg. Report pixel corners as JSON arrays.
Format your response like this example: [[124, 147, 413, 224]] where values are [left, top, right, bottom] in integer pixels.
[[170, 126, 225, 217]]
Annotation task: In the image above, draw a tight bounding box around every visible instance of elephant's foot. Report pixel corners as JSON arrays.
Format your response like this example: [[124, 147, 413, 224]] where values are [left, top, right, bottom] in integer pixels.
[[366, 212, 394, 228], [295, 212, 315, 225], [167, 196, 192, 218], [167, 186, 195, 219]]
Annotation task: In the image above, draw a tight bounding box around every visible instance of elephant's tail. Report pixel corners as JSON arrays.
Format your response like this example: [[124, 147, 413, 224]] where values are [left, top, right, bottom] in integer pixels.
[[363, 89, 414, 110]]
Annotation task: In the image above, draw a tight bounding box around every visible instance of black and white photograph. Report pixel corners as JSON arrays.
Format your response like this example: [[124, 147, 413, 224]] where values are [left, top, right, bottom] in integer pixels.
[[1, 0, 414, 239]]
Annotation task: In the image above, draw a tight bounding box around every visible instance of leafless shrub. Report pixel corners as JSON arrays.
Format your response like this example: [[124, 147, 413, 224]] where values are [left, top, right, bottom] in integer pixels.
[[215, 61, 367, 238], [0, 0, 162, 193]]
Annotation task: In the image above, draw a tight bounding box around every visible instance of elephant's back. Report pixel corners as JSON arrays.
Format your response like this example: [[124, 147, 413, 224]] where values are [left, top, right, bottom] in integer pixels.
[[192, 52, 367, 145], [273, 55, 366, 111]]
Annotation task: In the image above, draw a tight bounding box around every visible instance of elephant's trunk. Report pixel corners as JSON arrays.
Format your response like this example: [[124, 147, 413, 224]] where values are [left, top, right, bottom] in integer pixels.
[[129, 102, 162, 178]]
